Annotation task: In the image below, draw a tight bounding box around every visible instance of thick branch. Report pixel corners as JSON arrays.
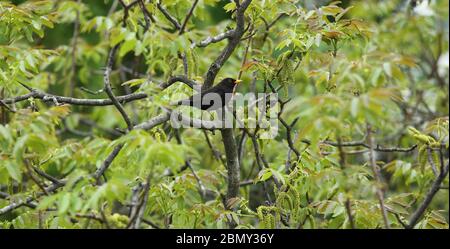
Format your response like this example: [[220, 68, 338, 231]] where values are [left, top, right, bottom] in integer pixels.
[[92, 144, 125, 182], [158, 75, 199, 89], [322, 140, 418, 153], [133, 113, 170, 130], [0, 182, 64, 215], [2, 91, 147, 106], [2, 76, 198, 106], [221, 128, 240, 209]]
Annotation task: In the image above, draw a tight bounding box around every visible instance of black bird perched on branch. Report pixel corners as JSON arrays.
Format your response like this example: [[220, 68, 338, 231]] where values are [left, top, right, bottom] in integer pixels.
[[174, 78, 242, 111]]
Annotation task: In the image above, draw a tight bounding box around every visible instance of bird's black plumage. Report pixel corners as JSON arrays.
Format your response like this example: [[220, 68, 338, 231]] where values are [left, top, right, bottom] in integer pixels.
[[175, 78, 241, 110]]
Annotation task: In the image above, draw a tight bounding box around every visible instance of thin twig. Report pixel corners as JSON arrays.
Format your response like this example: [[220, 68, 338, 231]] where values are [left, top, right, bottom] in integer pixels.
[[92, 144, 125, 183], [179, 0, 199, 35], [366, 124, 390, 229], [407, 162, 449, 229], [104, 45, 133, 131], [157, 1, 181, 30]]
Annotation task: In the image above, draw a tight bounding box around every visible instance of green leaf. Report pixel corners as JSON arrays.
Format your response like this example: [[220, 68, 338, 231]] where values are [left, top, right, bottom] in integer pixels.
[[224, 2, 236, 12], [110, 28, 127, 46], [121, 78, 147, 87], [4, 161, 22, 182], [59, 193, 71, 215], [13, 135, 29, 163], [119, 37, 137, 56], [350, 98, 359, 118], [256, 168, 273, 182]]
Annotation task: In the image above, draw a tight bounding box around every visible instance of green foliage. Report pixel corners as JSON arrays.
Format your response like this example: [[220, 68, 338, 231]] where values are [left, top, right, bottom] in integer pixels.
[[0, 0, 448, 229]]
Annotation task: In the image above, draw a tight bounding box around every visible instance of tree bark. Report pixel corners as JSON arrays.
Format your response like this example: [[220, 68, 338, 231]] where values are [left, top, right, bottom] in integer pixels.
[[221, 128, 240, 207]]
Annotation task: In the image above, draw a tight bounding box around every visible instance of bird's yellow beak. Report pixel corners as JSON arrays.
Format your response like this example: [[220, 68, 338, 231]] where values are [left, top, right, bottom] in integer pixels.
[[234, 79, 243, 84]]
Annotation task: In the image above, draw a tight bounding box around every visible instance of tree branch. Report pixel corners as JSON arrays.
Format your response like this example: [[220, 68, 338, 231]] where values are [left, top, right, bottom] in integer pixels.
[[191, 30, 235, 48], [366, 124, 390, 229], [2, 76, 199, 107], [2, 91, 148, 106], [156, 1, 181, 30], [221, 128, 240, 210], [407, 162, 449, 228], [0, 181, 64, 215], [202, 0, 253, 90], [104, 45, 133, 131], [179, 0, 199, 35]]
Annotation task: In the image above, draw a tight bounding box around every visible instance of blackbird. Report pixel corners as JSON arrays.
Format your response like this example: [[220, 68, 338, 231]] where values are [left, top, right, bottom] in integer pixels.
[[175, 78, 242, 111]]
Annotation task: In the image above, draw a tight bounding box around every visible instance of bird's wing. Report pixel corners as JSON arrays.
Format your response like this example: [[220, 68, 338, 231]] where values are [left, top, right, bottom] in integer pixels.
[[175, 84, 228, 108], [176, 87, 214, 104]]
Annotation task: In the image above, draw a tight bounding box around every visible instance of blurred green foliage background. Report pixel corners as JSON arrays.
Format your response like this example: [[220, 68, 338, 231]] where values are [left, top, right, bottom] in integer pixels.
[[0, 0, 448, 229]]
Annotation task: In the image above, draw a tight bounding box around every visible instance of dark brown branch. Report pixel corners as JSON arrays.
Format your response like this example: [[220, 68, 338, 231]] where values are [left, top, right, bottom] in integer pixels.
[[344, 199, 356, 229], [104, 45, 133, 131], [174, 130, 207, 200], [92, 144, 125, 183], [191, 30, 235, 48], [245, 128, 281, 190], [202, 0, 253, 90], [198, 3, 253, 228], [2, 91, 148, 106], [407, 162, 449, 229], [203, 130, 224, 163], [157, 1, 181, 30], [221, 129, 240, 209], [100, 203, 111, 229], [138, 0, 152, 30], [142, 218, 160, 228], [237, 131, 247, 167], [0, 191, 37, 209], [0, 181, 64, 215], [2, 76, 198, 106], [237, 24, 253, 80], [0, 99, 15, 113], [118, 0, 140, 26], [33, 166, 62, 185], [279, 116, 301, 161], [158, 75, 200, 89], [75, 213, 104, 223], [427, 146, 439, 177], [131, 175, 152, 229], [321, 140, 418, 153], [23, 159, 49, 196], [179, 0, 199, 35], [267, 81, 301, 162], [337, 138, 355, 229], [93, 110, 175, 183], [0, 110, 174, 215], [366, 124, 390, 229], [133, 113, 170, 130], [239, 179, 254, 187]]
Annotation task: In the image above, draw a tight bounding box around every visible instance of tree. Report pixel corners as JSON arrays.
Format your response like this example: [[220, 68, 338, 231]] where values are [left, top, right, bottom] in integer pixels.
[[0, 0, 448, 229]]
